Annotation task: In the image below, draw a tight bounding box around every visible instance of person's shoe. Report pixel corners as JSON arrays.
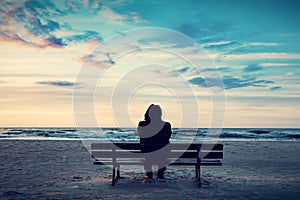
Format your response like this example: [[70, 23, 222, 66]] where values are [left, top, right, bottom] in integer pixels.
[[145, 172, 153, 179], [157, 174, 165, 179], [157, 168, 166, 179], [157, 171, 165, 179]]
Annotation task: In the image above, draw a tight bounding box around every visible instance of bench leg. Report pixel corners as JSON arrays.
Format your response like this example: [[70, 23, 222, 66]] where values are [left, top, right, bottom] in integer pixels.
[[198, 165, 201, 187], [112, 167, 116, 186], [117, 165, 121, 179], [195, 164, 201, 187], [112, 166, 121, 186]]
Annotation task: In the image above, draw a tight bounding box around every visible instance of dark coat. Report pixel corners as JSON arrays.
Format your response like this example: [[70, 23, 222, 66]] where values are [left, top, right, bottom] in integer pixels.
[[138, 121, 172, 152]]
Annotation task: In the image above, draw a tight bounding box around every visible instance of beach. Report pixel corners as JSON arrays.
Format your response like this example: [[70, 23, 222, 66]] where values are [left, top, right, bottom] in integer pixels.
[[0, 140, 299, 199]]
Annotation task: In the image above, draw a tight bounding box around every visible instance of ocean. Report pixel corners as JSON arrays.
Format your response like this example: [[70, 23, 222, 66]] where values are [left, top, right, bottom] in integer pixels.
[[0, 127, 299, 141]]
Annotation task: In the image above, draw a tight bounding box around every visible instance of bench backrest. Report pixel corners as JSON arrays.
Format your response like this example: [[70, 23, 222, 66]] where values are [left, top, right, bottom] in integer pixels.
[[91, 143, 223, 160]]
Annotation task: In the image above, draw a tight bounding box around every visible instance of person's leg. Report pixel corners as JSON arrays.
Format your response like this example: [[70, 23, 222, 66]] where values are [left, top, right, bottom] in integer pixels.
[[157, 147, 170, 179], [157, 159, 167, 179], [143, 157, 153, 179], [157, 166, 166, 179], [146, 171, 153, 179]]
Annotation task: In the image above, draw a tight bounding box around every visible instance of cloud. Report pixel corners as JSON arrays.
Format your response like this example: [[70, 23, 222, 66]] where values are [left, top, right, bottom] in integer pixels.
[[243, 63, 263, 72], [79, 51, 116, 67], [191, 77, 230, 89], [177, 13, 233, 40], [200, 67, 229, 73], [245, 42, 280, 47], [177, 67, 190, 73], [206, 40, 282, 56], [260, 63, 299, 67], [284, 72, 295, 77], [221, 53, 300, 60], [0, 0, 63, 47], [223, 77, 273, 89], [189, 76, 273, 90], [203, 41, 239, 50], [67, 0, 102, 13], [37, 81, 77, 88], [0, 0, 102, 48], [65, 30, 102, 43], [97, 6, 141, 25], [270, 86, 282, 91]]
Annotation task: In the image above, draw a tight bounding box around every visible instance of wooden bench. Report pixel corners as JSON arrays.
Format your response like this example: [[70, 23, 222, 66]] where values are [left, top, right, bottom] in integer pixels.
[[91, 142, 223, 187]]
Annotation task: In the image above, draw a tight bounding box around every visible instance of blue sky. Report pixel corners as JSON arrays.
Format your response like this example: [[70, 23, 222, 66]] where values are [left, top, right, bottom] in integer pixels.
[[0, 0, 299, 127]]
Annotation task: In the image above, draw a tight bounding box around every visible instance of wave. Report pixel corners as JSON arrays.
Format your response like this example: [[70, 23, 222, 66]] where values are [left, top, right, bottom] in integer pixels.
[[287, 134, 300, 139], [0, 128, 299, 141], [248, 130, 271, 134]]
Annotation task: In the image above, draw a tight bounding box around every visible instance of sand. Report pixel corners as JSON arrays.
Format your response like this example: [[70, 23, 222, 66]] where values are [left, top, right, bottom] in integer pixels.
[[0, 140, 299, 199]]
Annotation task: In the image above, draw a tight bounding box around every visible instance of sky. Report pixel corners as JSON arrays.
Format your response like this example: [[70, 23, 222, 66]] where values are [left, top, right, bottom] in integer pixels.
[[0, 0, 300, 128]]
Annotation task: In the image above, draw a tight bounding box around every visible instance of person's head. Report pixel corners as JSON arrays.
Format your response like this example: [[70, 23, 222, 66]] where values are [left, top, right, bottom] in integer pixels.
[[144, 104, 153, 122], [144, 104, 162, 122]]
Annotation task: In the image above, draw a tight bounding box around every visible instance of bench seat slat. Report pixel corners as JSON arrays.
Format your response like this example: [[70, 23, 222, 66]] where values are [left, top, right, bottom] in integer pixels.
[[93, 161, 142, 165], [170, 161, 222, 166], [91, 143, 223, 151], [91, 151, 223, 159], [93, 160, 222, 166]]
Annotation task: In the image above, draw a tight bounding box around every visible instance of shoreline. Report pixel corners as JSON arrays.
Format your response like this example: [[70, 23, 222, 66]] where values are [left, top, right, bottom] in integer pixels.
[[0, 138, 299, 142]]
